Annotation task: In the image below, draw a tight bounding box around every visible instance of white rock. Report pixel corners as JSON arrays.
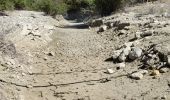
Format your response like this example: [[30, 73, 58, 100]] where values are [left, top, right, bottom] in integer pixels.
[[129, 47, 142, 60], [43, 56, 48, 60], [159, 67, 169, 73], [107, 22, 114, 28], [130, 72, 143, 80], [135, 31, 142, 39], [119, 30, 126, 34], [112, 50, 122, 59], [161, 95, 167, 99], [123, 46, 131, 56], [107, 69, 115, 74], [118, 53, 126, 62], [124, 42, 134, 48], [44, 25, 54, 30], [27, 85, 33, 88], [98, 25, 107, 32], [138, 70, 149, 75], [117, 63, 126, 68]]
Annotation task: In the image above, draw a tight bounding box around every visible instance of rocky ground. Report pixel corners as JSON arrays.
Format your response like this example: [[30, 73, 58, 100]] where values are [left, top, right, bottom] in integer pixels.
[[0, 1, 170, 100]]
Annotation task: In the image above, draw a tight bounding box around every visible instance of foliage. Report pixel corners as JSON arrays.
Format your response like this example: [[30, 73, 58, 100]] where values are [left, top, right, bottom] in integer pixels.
[[0, 0, 14, 10], [94, 0, 122, 16], [64, 0, 95, 11], [0, 0, 68, 16], [13, 0, 26, 10], [0, 0, 149, 16]]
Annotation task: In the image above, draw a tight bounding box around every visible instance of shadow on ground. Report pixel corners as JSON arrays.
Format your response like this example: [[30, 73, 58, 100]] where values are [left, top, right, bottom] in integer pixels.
[[63, 22, 89, 29]]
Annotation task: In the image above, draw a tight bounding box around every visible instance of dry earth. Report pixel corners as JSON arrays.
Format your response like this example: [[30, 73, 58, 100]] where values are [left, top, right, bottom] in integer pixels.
[[0, 2, 170, 100]]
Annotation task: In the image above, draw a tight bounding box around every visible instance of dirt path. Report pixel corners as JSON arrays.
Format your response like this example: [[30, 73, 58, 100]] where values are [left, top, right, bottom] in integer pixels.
[[14, 21, 169, 100], [0, 10, 170, 100]]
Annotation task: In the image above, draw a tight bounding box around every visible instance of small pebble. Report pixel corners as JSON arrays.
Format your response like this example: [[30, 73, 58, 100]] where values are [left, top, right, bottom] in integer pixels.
[[123, 47, 131, 56], [27, 85, 33, 88], [135, 31, 142, 39], [48, 51, 55, 56], [161, 95, 166, 99], [130, 72, 143, 80], [112, 50, 122, 59], [124, 42, 134, 48], [43, 57, 48, 60], [98, 25, 107, 32], [106, 69, 115, 74], [116, 63, 126, 69], [118, 53, 126, 62]]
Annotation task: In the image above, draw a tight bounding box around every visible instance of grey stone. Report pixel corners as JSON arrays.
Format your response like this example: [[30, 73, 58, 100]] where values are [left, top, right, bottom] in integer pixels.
[[159, 67, 169, 73], [135, 31, 142, 39], [89, 19, 104, 27], [112, 50, 122, 59], [106, 69, 115, 74], [140, 30, 153, 37], [116, 62, 126, 69], [118, 52, 126, 62], [130, 72, 143, 80], [129, 47, 142, 60], [123, 47, 131, 56], [153, 44, 170, 62], [119, 30, 127, 34], [98, 25, 107, 32], [124, 42, 134, 48], [138, 70, 149, 75], [117, 22, 130, 29]]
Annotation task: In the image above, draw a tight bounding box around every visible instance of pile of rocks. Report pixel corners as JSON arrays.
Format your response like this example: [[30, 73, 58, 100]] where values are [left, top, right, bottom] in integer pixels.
[[89, 10, 170, 80], [111, 42, 170, 80], [112, 42, 142, 63]]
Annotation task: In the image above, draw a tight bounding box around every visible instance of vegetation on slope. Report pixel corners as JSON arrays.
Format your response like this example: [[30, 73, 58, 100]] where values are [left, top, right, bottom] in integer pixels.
[[0, 0, 152, 16]]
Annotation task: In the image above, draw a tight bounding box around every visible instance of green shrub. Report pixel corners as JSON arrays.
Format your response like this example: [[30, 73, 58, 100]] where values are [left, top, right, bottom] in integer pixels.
[[0, 0, 14, 10], [35, 0, 68, 15], [94, 0, 122, 16], [13, 0, 26, 10], [56, 3, 68, 14], [65, 0, 94, 11], [0, 0, 68, 16]]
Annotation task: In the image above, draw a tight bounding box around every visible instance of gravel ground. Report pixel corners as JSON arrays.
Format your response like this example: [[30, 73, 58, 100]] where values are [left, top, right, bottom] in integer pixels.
[[0, 2, 170, 100]]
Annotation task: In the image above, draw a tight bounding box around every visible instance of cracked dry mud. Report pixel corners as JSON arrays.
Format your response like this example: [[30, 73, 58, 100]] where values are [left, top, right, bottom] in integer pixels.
[[0, 3, 170, 100]]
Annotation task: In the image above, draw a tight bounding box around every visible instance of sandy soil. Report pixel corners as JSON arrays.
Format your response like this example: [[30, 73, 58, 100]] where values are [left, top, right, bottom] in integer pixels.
[[0, 2, 170, 100]]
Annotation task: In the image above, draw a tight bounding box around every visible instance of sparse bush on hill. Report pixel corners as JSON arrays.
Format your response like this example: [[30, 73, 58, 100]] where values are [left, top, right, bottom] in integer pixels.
[[0, 0, 14, 10], [0, 0, 159, 17], [64, 0, 94, 11], [94, 0, 125, 16], [0, 0, 68, 16]]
